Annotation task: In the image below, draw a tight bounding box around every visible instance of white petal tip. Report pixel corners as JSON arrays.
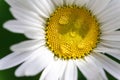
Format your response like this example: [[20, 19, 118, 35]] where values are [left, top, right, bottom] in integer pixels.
[[15, 73, 22, 77], [3, 21, 10, 30], [15, 69, 25, 77], [0, 61, 10, 70], [3, 20, 19, 33], [24, 73, 35, 77]]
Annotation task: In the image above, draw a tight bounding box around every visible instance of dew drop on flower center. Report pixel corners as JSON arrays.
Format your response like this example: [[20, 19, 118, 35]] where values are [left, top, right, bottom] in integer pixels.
[[45, 6, 100, 60]]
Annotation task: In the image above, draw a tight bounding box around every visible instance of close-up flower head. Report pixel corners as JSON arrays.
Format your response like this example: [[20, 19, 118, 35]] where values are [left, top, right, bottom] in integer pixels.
[[0, 0, 120, 80]]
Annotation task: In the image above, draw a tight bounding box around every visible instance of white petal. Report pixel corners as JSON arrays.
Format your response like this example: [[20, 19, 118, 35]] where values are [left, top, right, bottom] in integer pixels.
[[64, 60, 77, 80], [5, 0, 28, 9], [3, 20, 41, 33], [27, 0, 52, 17], [26, 0, 50, 18], [46, 0, 55, 12], [92, 53, 120, 80], [99, 9, 120, 24], [40, 60, 66, 80], [75, 56, 107, 80], [0, 52, 31, 70], [15, 47, 49, 77], [39, 61, 55, 80], [15, 60, 29, 77], [32, 0, 50, 18], [15, 56, 38, 77], [36, 0, 55, 15], [28, 0, 52, 18], [86, 0, 111, 15], [58, 62, 67, 80], [75, 0, 89, 7], [65, 0, 75, 6], [6, 0, 50, 18], [87, 55, 108, 80], [15, 46, 53, 77], [101, 31, 120, 41], [101, 17, 120, 33], [101, 40, 120, 49], [45, 61, 66, 80], [5, 0, 37, 14], [52, 0, 64, 7], [25, 47, 54, 76], [10, 40, 45, 52], [94, 44, 120, 60], [10, 8, 45, 25], [98, 0, 120, 23], [106, 53, 120, 61], [24, 29, 45, 40]]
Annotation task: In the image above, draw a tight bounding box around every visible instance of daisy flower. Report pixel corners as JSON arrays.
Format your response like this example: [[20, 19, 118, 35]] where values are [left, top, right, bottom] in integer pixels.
[[0, 0, 120, 80]]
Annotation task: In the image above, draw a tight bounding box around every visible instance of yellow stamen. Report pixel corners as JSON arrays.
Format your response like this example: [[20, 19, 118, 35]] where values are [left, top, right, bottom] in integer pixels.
[[45, 6, 100, 60]]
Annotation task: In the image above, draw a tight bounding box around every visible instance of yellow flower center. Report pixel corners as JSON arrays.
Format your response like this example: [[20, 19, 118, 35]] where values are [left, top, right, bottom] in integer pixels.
[[45, 6, 100, 60]]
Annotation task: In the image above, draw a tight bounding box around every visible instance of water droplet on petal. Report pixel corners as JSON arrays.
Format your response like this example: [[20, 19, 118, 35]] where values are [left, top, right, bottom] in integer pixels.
[[59, 16, 69, 24], [60, 44, 68, 54], [77, 44, 84, 49], [54, 56, 59, 61], [69, 31, 76, 37]]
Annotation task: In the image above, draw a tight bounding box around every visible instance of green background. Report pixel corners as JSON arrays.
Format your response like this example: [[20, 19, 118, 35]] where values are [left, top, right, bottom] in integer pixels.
[[0, 0, 119, 80]]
